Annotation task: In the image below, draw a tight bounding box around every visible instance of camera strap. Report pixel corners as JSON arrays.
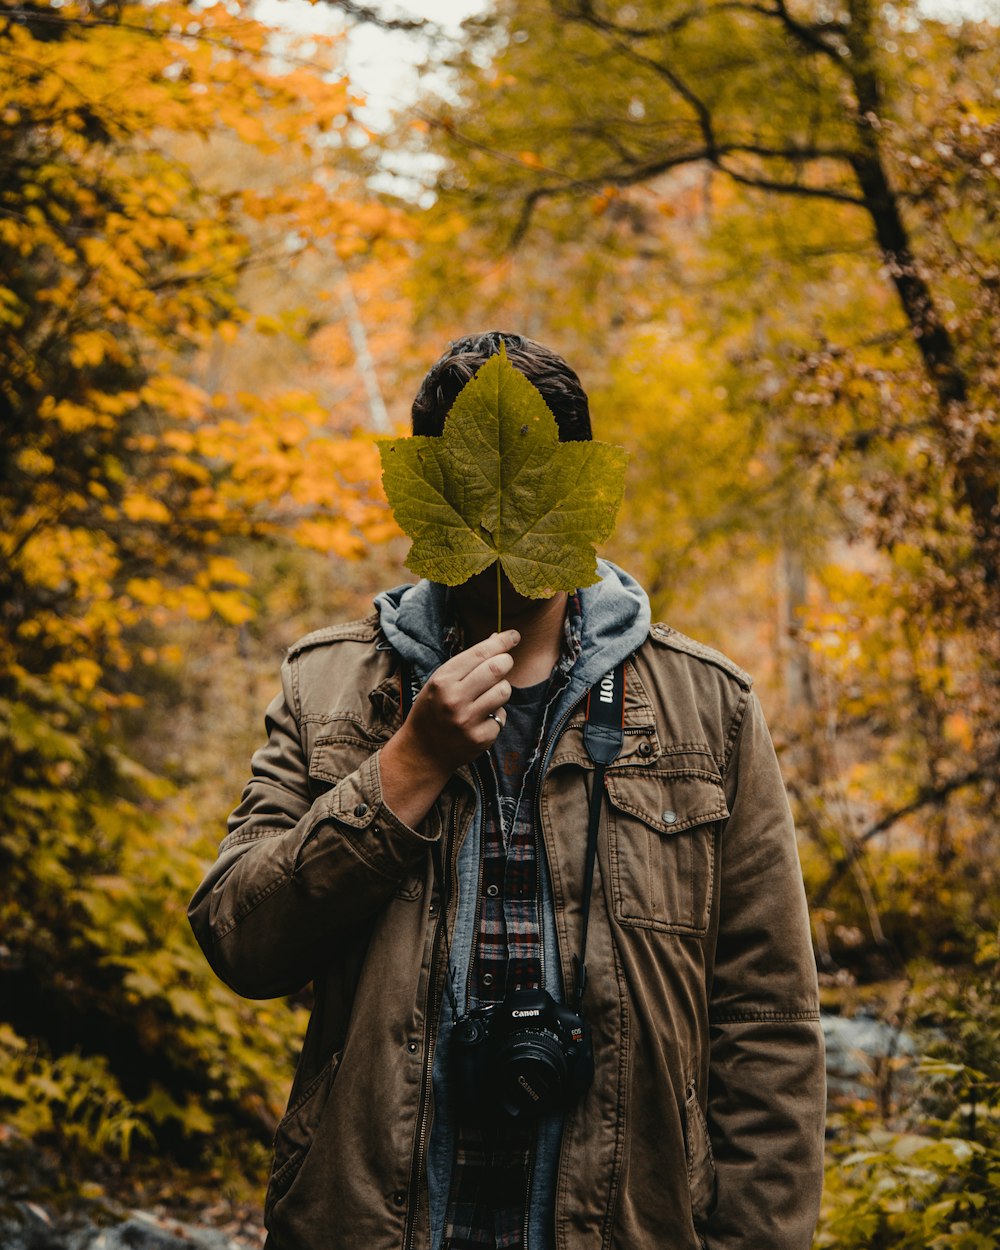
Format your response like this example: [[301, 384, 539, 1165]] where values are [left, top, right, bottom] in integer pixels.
[[574, 659, 626, 1010], [396, 654, 627, 1013]]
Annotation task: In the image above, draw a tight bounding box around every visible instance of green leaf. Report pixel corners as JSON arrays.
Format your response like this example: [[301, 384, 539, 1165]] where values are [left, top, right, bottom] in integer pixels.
[[378, 348, 627, 598]]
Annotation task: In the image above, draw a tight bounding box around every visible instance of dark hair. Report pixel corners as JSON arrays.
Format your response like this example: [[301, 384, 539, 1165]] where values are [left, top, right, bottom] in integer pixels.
[[411, 331, 591, 441]]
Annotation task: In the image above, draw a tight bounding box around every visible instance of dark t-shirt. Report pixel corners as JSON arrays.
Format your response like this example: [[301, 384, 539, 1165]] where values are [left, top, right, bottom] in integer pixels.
[[493, 675, 550, 833]]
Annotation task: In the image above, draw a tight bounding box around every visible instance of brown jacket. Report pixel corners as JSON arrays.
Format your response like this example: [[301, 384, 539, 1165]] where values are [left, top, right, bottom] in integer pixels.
[[188, 614, 825, 1250]]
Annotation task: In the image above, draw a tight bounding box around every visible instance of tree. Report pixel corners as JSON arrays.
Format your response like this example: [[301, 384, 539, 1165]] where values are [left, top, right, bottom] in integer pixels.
[[420, 0, 1000, 609], [0, 0, 400, 1174]]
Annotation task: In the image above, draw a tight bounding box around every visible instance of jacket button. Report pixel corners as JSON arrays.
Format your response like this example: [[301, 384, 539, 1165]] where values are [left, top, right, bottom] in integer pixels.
[[638, 741, 653, 757], [662, 809, 678, 824], [481, 973, 494, 987], [486, 884, 499, 897], [406, 1041, 418, 1053], [354, 803, 369, 817], [392, 1190, 406, 1206]]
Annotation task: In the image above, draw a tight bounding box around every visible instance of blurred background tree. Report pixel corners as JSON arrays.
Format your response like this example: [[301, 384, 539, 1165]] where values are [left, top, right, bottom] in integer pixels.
[[0, 0, 404, 1209]]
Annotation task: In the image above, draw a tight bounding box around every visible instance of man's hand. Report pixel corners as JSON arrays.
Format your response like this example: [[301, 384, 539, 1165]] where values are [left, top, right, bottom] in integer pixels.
[[380, 630, 519, 829]]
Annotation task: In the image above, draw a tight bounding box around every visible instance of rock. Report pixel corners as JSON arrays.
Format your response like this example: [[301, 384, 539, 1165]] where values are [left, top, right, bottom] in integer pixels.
[[822, 1010, 919, 1100], [0, 1206, 243, 1250], [82, 1211, 239, 1250], [0, 1201, 69, 1250]]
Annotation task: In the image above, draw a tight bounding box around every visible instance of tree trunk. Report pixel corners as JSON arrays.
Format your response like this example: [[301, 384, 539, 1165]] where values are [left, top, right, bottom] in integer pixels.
[[846, 0, 998, 555]]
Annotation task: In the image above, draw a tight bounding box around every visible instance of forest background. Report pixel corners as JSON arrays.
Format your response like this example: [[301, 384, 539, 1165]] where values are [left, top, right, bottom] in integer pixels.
[[1, 0, 998, 1244]]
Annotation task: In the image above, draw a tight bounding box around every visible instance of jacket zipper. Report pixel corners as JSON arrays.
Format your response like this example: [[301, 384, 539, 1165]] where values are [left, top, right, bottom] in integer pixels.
[[463, 766, 487, 1009], [522, 1149, 536, 1250], [534, 697, 585, 997]]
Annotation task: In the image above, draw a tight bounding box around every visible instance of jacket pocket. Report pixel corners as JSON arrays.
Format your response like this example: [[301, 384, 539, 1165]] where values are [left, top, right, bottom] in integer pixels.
[[604, 771, 725, 936], [265, 1048, 343, 1224], [683, 1079, 717, 1232]]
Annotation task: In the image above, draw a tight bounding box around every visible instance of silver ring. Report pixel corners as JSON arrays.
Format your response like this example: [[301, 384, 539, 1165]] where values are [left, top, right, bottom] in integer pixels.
[[487, 711, 503, 726]]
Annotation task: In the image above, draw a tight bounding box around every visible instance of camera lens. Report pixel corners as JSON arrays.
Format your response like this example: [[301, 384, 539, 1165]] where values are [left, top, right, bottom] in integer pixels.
[[495, 1029, 567, 1118]]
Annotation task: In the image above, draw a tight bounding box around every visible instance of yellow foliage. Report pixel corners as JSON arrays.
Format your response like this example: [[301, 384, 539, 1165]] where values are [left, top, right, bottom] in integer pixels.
[[15, 447, 55, 476], [126, 579, 169, 608], [207, 590, 254, 626], [48, 658, 103, 695], [42, 398, 112, 433], [0, 0, 403, 771], [121, 493, 172, 524], [203, 556, 252, 588]]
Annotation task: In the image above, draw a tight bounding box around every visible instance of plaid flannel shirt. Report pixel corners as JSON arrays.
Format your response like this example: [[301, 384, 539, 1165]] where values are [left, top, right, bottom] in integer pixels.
[[443, 598, 582, 1250]]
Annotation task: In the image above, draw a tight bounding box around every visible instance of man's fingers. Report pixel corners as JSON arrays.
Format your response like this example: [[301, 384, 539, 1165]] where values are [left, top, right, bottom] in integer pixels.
[[460, 652, 515, 703], [444, 629, 520, 681], [470, 681, 511, 726], [408, 631, 519, 768]]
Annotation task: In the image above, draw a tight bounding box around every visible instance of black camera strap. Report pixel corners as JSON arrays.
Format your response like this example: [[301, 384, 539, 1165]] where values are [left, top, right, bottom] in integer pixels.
[[396, 655, 627, 1014], [574, 660, 626, 1010]]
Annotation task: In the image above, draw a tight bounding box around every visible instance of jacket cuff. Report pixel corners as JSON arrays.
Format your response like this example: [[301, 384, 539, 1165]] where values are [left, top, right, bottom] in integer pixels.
[[300, 750, 437, 882]]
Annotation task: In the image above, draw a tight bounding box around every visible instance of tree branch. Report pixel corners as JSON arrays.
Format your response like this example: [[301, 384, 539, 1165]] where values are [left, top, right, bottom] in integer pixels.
[[772, 0, 846, 65], [498, 141, 867, 242], [569, 14, 720, 152], [317, 0, 431, 30], [809, 758, 1000, 909], [555, 0, 845, 56], [720, 163, 866, 204]]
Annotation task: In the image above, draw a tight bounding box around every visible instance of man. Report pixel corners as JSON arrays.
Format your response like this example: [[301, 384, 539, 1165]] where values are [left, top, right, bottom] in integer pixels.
[[189, 332, 826, 1250]]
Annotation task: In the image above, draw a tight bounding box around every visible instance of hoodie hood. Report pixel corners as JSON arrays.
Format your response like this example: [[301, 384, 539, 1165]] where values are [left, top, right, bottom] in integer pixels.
[[374, 559, 651, 695]]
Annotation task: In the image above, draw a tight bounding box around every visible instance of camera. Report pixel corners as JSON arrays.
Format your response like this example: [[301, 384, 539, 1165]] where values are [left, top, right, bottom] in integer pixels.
[[451, 988, 594, 1121]]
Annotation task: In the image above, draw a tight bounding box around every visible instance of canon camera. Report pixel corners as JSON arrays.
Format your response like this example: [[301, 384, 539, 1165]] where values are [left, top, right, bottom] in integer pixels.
[[451, 988, 594, 1121]]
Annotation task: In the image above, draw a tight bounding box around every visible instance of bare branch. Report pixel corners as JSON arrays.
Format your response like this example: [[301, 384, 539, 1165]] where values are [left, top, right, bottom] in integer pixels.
[[314, 0, 431, 32], [553, 0, 844, 49], [722, 141, 860, 162], [443, 133, 868, 243], [502, 149, 721, 243], [772, 0, 846, 64], [809, 758, 1000, 908], [720, 164, 866, 204], [568, 13, 720, 153]]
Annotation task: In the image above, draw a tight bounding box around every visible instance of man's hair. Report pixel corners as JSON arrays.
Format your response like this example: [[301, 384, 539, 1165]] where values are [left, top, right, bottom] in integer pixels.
[[411, 331, 592, 441]]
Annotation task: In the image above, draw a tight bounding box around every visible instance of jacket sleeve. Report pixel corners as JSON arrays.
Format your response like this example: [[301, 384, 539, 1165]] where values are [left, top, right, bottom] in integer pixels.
[[187, 655, 437, 1000], [704, 690, 826, 1250]]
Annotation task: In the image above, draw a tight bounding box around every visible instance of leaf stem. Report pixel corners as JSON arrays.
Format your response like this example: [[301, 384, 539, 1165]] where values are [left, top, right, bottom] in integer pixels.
[[496, 560, 502, 634]]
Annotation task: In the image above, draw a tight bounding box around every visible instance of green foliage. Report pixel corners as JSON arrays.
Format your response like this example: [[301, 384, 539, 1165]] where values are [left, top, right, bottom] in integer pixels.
[[379, 348, 627, 603], [0, 0, 383, 1187], [817, 936, 1000, 1248], [0, 657, 306, 1172], [918, 933, 1000, 1141], [0, 1025, 153, 1163], [820, 1133, 998, 1249]]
